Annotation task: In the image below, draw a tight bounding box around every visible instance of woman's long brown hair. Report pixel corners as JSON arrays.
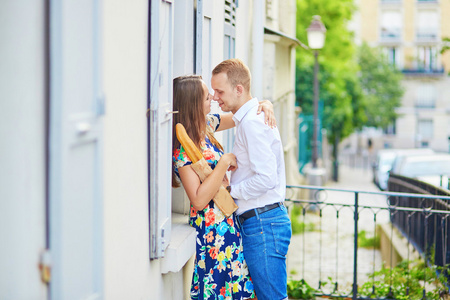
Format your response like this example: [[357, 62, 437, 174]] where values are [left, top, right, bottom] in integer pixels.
[[172, 75, 223, 187]]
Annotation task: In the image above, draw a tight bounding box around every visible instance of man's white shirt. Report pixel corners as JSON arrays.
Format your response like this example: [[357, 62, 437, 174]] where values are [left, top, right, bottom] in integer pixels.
[[229, 98, 286, 215]]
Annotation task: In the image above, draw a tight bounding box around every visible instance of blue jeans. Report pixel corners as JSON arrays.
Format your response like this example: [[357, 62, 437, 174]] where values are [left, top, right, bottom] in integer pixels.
[[237, 203, 292, 300]]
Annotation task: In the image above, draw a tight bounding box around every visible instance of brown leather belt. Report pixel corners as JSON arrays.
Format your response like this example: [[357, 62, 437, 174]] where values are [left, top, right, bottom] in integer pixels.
[[238, 202, 283, 224]]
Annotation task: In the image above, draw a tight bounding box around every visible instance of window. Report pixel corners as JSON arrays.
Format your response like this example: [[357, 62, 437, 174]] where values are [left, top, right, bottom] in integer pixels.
[[416, 46, 438, 70], [415, 84, 436, 108], [416, 10, 438, 41], [418, 119, 433, 140], [380, 10, 402, 41], [383, 47, 401, 68], [383, 120, 397, 135]]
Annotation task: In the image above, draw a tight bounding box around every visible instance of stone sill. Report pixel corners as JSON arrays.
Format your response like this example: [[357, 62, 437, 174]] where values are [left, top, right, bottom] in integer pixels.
[[160, 213, 196, 274]]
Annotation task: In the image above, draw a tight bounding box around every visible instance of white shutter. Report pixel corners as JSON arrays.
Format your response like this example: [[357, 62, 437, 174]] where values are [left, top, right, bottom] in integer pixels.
[[149, 0, 174, 259], [49, 0, 104, 298], [223, 0, 237, 153]]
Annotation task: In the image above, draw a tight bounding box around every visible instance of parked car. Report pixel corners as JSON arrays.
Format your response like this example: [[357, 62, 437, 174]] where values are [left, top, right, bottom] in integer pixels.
[[373, 148, 435, 190], [391, 153, 450, 190], [373, 149, 400, 190], [389, 148, 435, 175]]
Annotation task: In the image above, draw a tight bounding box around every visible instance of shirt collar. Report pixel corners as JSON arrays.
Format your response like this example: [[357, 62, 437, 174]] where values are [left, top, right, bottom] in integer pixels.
[[232, 98, 259, 125]]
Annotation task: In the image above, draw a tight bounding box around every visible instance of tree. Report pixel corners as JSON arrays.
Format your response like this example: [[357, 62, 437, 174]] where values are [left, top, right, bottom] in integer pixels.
[[441, 37, 450, 55], [357, 42, 404, 129], [296, 0, 366, 180], [295, 0, 403, 180]]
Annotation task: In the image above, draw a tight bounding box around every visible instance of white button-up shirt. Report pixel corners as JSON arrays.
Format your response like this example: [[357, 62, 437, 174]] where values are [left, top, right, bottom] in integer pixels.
[[229, 98, 286, 215]]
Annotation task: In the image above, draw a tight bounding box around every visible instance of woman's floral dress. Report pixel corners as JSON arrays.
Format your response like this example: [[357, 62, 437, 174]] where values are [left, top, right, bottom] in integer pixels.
[[173, 114, 255, 300]]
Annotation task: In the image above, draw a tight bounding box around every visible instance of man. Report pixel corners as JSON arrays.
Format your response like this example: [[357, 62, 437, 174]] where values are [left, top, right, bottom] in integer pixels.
[[211, 58, 292, 300]]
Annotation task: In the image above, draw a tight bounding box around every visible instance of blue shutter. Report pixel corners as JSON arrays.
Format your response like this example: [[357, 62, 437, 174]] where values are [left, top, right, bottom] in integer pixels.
[[149, 0, 174, 259]]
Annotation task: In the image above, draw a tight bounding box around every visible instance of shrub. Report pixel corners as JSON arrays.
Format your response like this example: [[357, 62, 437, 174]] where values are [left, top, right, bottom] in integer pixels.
[[287, 278, 316, 299], [357, 230, 380, 249], [359, 260, 448, 300]]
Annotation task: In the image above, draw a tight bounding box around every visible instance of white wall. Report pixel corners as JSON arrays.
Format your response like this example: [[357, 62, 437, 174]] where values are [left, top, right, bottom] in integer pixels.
[[234, 0, 252, 65], [0, 1, 47, 299], [103, 1, 165, 298]]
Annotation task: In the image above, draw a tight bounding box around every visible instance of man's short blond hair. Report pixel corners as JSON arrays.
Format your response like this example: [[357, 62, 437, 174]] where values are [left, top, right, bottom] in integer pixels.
[[212, 58, 251, 93]]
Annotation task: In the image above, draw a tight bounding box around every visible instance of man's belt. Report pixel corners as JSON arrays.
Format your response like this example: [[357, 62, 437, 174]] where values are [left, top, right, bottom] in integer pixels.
[[238, 202, 283, 224]]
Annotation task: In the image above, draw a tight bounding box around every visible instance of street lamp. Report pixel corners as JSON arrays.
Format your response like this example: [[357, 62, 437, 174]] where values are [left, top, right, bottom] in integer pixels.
[[307, 15, 326, 169]]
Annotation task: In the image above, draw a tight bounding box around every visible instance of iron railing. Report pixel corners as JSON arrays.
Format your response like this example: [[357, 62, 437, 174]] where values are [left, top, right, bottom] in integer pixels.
[[389, 174, 450, 268], [285, 185, 450, 299]]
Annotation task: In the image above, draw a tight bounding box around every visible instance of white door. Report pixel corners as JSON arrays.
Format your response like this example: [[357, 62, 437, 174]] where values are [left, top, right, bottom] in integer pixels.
[[48, 0, 104, 299]]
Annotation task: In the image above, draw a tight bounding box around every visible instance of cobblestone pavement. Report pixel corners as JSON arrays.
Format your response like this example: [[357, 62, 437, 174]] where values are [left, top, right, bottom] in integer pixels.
[[287, 164, 391, 295]]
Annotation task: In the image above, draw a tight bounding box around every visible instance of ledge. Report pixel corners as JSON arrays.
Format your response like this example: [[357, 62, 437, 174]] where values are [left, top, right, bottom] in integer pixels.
[[264, 27, 307, 49], [160, 213, 196, 274], [401, 68, 445, 77]]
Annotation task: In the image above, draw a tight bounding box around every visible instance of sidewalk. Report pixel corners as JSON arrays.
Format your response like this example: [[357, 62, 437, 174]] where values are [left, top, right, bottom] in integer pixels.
[[287, 164, 390, 294]]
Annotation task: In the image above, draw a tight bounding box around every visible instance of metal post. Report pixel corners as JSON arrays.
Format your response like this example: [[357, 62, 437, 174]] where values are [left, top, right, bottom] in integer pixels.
[[312, 50, 319, 168], [353, 192, 359, 300]]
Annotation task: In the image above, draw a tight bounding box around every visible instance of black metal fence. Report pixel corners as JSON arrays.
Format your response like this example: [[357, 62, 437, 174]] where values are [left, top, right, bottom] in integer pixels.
[[388, 174, 450, 272], [285, 185, 450, 300]]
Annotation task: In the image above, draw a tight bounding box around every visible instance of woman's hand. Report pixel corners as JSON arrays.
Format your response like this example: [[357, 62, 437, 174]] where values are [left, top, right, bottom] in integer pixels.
[[179, 152, 237, 210], [257, 100, 276, 128], [220, 153, 237, 172]]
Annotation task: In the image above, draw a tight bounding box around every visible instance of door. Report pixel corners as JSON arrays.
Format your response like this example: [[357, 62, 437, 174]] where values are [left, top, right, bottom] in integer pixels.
[[48, 0, 104, 299]]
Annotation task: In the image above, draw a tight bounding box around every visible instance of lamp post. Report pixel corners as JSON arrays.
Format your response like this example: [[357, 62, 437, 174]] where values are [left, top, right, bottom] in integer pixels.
[[307, 16, 326, 169]]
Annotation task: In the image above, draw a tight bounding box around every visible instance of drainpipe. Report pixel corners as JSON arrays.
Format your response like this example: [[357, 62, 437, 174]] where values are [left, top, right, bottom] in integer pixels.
[[251, 0, 264, 100]]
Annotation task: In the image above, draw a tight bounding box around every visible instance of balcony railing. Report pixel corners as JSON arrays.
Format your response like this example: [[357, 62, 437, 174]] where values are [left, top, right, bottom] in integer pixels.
[[415, 99, 436, 109], [402, 68, 445, 76], [286, 184, 450, 299], [416, 29, 439, 42], [380, 29, 401, 42]]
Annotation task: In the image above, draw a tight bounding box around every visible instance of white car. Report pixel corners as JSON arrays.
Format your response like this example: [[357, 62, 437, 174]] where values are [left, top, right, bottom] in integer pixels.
[[373, 149, 399, 190], [392, 153, 450, 190], [390, 148, 435, 175]]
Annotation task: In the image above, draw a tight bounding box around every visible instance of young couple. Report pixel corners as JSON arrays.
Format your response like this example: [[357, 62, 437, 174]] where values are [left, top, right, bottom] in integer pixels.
[[172, 59, 292, 300]]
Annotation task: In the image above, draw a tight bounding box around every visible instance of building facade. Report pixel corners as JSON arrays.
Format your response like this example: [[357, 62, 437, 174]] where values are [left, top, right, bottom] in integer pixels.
[[351, 0, 450, 152], [0, 0, 299, 299]]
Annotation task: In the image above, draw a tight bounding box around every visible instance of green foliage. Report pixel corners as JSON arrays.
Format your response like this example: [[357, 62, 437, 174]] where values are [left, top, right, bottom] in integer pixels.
[[287, 278, 316, 299], [359, 260, 448, 300], [295, 0, 366, 145], [441, 37, 450, 55], [357, 42, 404, 129], [295, 0, 404, 147], [290, 205, 316, 235], [357, 230, 380, 249]]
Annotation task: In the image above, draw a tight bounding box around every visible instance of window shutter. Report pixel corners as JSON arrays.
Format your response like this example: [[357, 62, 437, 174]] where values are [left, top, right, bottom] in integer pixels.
[[148, 0, 174, 260], [223, 0, 237, 153]]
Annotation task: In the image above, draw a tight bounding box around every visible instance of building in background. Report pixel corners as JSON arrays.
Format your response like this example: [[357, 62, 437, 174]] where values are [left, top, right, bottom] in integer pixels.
[[350, 0, 450, 153], [0, 1, 300, 299]]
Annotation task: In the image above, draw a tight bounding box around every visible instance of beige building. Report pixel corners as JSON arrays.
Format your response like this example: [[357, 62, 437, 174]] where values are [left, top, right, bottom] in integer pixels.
[[351, 0, 450, 152]]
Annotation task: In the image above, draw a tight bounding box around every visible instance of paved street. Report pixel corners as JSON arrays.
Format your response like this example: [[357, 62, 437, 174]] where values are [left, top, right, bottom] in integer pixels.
[[287, 164, 391, 295]]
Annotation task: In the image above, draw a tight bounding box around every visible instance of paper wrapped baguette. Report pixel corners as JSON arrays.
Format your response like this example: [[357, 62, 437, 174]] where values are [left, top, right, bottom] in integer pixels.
[[175, 123, 238, 217]]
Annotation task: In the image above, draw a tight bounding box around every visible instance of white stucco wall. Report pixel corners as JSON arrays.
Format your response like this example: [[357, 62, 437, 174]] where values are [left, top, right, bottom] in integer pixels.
[[103, 1, 164, 298], [0, 1, 47, 299], [234, 0, 252, 66]]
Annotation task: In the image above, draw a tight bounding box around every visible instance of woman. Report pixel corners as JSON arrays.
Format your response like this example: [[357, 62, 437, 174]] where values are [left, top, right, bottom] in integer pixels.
[[172, 75, 275, 300]]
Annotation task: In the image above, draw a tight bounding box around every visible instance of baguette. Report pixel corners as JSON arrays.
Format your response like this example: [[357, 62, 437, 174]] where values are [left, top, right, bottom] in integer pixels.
[[175, 123, 238, 217], [175, 123, 203, 163]]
